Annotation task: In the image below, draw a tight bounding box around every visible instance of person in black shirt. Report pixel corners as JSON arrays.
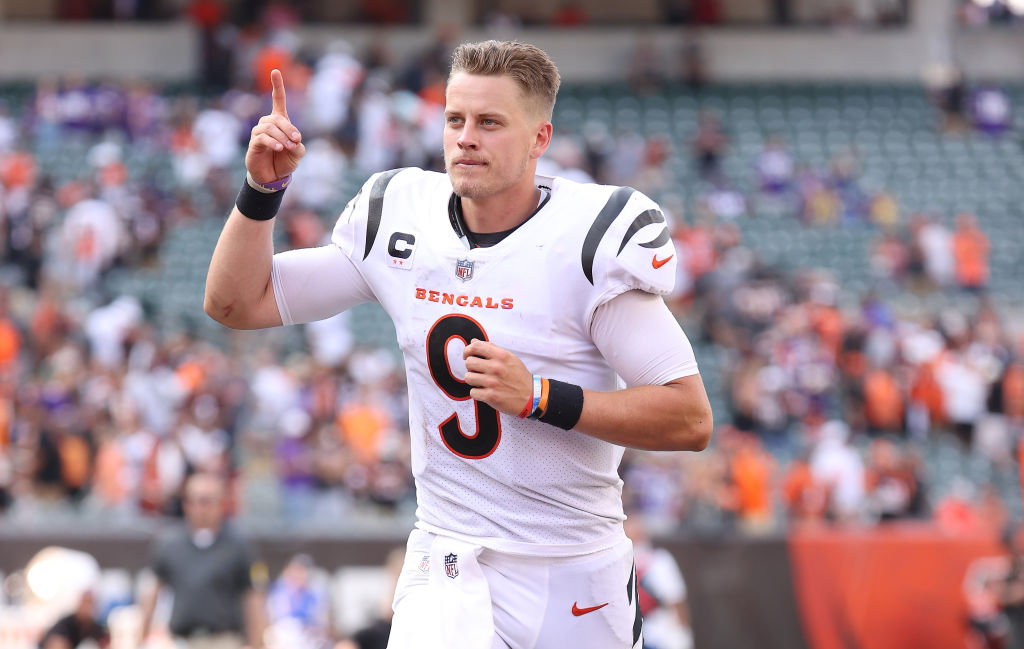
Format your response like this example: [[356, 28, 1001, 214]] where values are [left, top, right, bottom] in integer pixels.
[[139, 472, 266, 649]]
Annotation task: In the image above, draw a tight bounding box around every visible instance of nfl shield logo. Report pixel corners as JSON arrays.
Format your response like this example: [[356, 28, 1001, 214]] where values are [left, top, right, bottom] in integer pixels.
[[455, 259, 474, 282], [418, 554, 430, 573], [444, 553, 459, 579]]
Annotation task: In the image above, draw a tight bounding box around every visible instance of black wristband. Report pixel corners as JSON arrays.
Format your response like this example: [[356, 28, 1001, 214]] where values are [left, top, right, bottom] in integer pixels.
[[538, 379, 584, 430], [236, 179, 285, 221]]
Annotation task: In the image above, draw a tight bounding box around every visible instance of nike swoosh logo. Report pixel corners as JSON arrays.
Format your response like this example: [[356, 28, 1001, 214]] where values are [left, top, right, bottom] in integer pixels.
[[572, 602, 609, 616], [652, 254, 674, 269]]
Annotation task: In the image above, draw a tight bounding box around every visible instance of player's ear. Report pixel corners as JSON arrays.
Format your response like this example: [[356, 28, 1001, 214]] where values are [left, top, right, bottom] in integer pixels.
[[530, 122, 552, 160]]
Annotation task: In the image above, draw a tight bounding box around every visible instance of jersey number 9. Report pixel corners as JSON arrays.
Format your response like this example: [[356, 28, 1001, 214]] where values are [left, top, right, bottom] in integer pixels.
[[426, 314, 502, 459]]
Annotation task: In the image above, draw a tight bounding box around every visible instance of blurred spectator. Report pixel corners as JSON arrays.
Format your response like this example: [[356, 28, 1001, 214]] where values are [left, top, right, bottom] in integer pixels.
[[691, 111, 727, 180], [953, 212, 990, 292], [679, 40, 707, 90], [57, 186, 124, 290], [275, 407, 317, 521], [810, 420, 865, 522], [862, 365, 903, 434], [632, 134, 673, 198], [971, 85, 1012, 136], [304, 40, 364, 137], [828, 150, 867, 225], [624, 513, 693, 649], [797, 166, 839, 225], [193, 99, 245, 172], [869, 229, 910, 285], [757, 135, 794, 194], [537, 139, 596, 184], [934, 68, 967, 132], [937, 322, 989, 448], [1000, 344, 1024, 428], [606, 127, 647, 187], [139, 472, 267, 649], [266, 554, 332, 649], [864, 438, 923, 522], [622, 450, 688, 529], [965, 521, 1024, 649], [188, 0, 233, 91], [720, 429, 777, 533], [627, 37, 666, 95], [781, 448, 828, 524], [354, 73, 400, 173], [868, 190, 899, 230], [963, 552, 1012, 649], [698, 178, 747, 221], [0, 103, 16, 154], [915, 214, 955, 289]]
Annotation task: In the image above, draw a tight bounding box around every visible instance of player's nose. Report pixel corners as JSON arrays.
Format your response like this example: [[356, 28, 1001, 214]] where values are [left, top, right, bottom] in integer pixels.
[[457, 123, 479, 149]]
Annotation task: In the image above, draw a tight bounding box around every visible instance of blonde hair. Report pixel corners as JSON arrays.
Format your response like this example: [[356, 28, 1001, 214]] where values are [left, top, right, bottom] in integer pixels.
[[449, 40, 561, 121]]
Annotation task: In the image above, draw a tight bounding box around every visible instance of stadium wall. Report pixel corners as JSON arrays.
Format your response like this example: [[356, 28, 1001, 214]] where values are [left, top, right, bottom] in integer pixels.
[[0, 525, 1003, 649], [0, 2, 1023, 82]]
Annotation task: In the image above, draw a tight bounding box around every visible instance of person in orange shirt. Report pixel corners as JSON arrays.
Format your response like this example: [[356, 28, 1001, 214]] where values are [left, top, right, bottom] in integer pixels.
[[781, 449, 828, 524], [909, 358, 945, 430], [0, 149, 37, 190], [336, 388, 393, 464], [863, 366, 904, 434], [1004, 359, 1024, 423], [953, 212, 990, 291], [0, 293, 21, 371], [724, 430, 776, 532]]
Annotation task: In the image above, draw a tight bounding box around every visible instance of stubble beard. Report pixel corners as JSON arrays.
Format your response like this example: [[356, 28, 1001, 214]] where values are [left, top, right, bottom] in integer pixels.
[[446, 153, 531, 201]]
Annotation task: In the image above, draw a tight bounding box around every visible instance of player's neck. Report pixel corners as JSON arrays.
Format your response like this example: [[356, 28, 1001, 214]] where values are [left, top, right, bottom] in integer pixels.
[[460, 181, 541, 234]]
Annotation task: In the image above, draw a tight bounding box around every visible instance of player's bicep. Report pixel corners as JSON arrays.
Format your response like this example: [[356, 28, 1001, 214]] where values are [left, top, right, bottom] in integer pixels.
[[591, 289, 698, 387], [271, 244, 375, 325]]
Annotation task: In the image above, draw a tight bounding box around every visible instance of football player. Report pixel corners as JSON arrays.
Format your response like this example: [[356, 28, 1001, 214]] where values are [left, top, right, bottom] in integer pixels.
[[205, 40, 712, 649]]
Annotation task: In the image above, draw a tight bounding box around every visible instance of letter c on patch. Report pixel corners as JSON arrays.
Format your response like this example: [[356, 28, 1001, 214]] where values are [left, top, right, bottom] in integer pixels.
[[388, 232, 416, 259]]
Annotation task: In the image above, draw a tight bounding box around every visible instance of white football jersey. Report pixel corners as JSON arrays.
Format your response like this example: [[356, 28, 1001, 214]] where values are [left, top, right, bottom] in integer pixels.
[[278, 168, 682, 555]]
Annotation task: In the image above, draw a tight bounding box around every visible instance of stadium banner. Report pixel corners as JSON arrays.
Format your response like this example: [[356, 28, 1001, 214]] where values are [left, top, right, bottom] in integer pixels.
[[789, 523, 1002, 649]]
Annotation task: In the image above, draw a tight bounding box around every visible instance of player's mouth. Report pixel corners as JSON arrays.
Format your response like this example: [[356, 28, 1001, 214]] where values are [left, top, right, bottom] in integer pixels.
[[453, 158, 486, 168]]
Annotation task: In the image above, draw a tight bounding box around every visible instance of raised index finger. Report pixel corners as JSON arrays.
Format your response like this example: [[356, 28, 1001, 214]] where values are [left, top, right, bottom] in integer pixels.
[[270, 68, 288, 117]]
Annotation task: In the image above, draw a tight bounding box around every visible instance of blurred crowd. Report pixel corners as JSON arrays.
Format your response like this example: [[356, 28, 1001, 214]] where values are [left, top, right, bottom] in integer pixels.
[[24, 0, 909, 28], [0, 18, 1020, 541]]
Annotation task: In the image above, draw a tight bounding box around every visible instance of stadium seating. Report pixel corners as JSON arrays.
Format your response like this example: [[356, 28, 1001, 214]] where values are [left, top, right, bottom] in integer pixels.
[[4, 80, 1022, 524]]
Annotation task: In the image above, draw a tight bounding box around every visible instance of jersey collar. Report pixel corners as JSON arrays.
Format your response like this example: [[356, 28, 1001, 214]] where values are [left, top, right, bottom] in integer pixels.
[[447, 185, 552, 250]]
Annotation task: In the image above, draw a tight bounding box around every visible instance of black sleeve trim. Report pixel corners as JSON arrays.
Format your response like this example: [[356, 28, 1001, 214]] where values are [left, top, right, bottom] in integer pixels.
[[638, 226, 670, 249], [362, 168, 405, 260], [617, 208, 666, 255], [581, 186, 635, 285]]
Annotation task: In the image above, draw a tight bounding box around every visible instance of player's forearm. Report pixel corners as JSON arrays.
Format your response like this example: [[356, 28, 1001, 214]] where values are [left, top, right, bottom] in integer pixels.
[[575, 376, 712, 451], [204, 206, 282, 330]]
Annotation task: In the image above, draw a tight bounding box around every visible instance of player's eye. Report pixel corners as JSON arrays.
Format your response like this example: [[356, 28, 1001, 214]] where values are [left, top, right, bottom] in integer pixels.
[[446, 115, 463, 126]]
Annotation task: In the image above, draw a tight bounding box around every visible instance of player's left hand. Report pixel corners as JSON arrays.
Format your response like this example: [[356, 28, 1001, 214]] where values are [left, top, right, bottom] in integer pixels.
[[463, 339, 534, 416]]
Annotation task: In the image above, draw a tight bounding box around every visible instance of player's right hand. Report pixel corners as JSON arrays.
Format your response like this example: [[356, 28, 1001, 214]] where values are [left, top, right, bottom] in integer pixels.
[[246, 68, 305, 184]]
